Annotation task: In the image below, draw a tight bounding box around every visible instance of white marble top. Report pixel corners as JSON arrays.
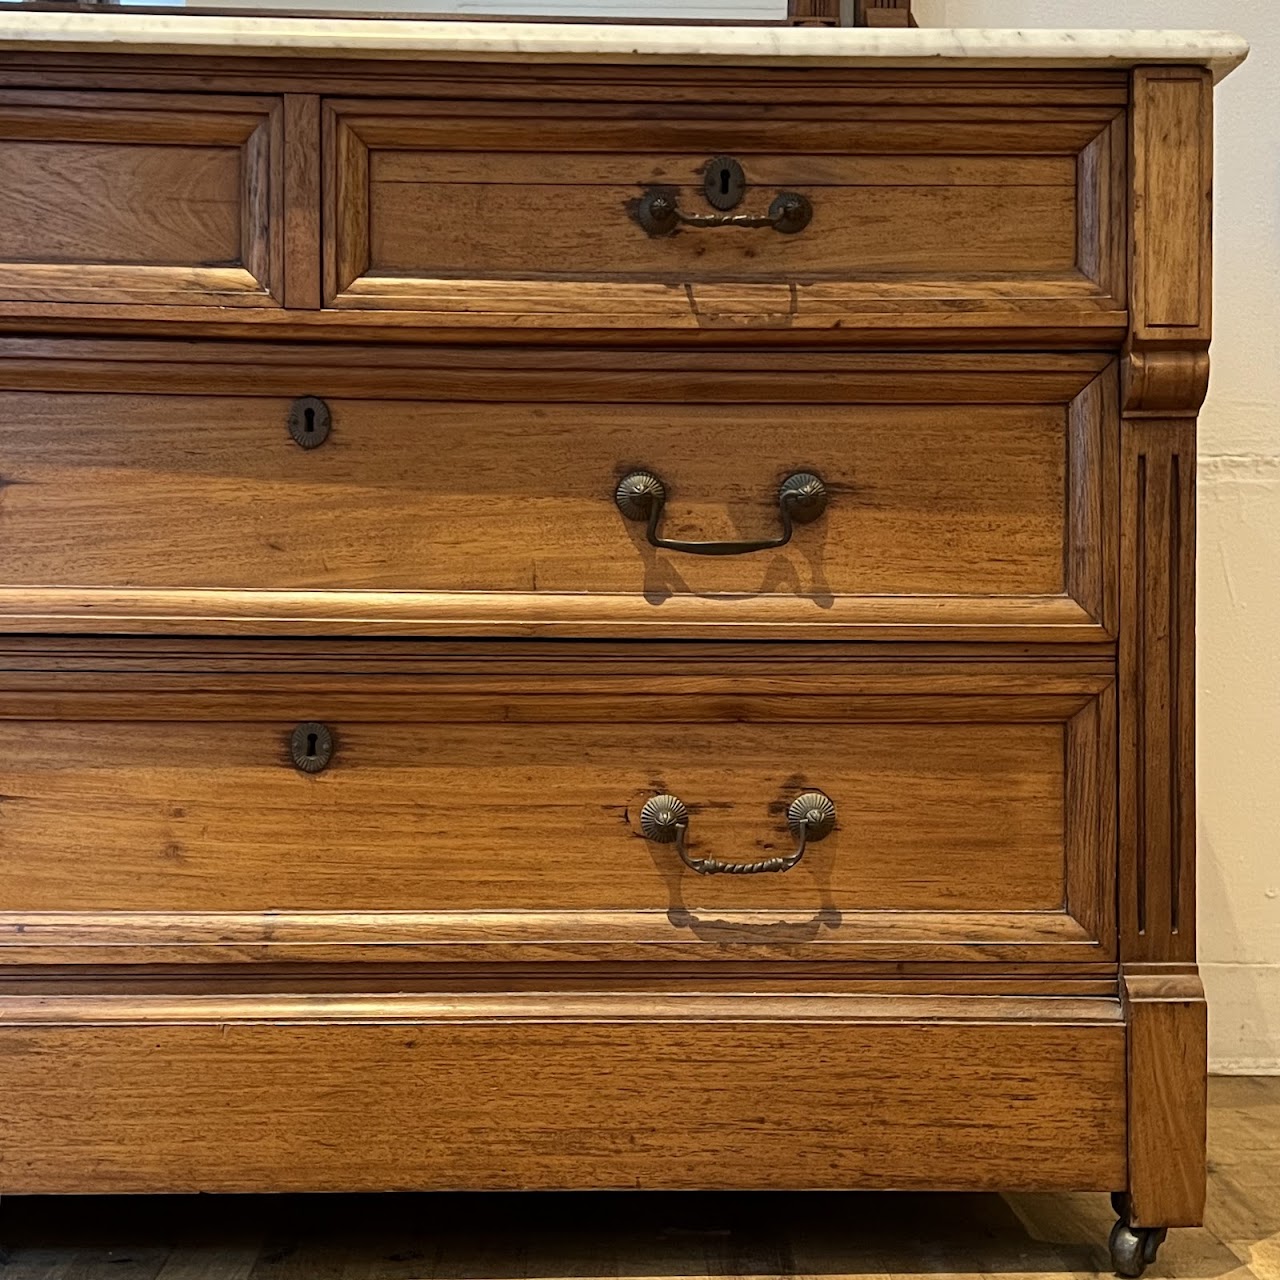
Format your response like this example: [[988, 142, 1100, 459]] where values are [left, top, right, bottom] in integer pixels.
[[0, 14, 1249, 82]]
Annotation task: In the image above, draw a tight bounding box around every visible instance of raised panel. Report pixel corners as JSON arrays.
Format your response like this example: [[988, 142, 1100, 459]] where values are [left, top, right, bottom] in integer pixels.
[[324, 97, 1126, 332], [0, 718, 1066, 915], [1131, 69, 1212, 340], [0, 352, 1117, 641], [0, 91, 284, 308], [0, 658, 1117, 966]]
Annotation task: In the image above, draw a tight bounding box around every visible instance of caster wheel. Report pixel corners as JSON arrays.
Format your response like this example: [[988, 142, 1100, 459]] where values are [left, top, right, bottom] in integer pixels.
[[1111, 1191, 1130, 1218], [1109, 1218, 1168, 1278]]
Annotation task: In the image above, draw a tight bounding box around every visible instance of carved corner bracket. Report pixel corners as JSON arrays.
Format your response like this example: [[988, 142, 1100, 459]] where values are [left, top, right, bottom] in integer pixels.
[[1123, 347, 1211, 417], [1126, 67, 1214, 418]]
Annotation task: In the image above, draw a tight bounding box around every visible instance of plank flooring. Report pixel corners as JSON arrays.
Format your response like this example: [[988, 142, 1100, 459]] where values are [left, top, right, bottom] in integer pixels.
[[0, 1076, 1274, 1280]]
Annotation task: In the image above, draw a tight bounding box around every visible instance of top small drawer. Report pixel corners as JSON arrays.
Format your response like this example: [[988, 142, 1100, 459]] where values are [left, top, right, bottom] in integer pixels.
[[0, 91, 283, 311], [323, 94, 1126, 333], [0, 77, 1127, 337]]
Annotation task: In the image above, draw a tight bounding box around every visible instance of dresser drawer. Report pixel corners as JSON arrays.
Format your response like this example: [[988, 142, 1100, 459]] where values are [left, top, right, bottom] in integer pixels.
[[0, 92, 284, 309], [0, 353, 1117, 640], [0, 657, 1115, 965], [323, 89, 1126, 333]]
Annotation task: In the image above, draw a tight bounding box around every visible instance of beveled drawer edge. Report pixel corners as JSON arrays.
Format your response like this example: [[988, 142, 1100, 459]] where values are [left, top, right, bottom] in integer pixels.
[[0, 339, 1119, 387], [0, 587, 1111, 642], [0, 989, 1124, 1027], [0, 908, 1109, 969]]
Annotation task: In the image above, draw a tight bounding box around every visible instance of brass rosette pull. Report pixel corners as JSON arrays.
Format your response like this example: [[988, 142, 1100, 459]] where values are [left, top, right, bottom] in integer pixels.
[[639, 791, 836, 875]]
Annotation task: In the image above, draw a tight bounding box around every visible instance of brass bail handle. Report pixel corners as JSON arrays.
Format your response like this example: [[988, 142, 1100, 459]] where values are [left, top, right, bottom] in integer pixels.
[[640, 792, 837, 876], [631, 154, 814, 238], [614, 470, 828, 557]]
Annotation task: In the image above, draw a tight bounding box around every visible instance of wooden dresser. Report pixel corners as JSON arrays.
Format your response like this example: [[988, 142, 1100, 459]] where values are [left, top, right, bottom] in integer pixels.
[[0, 15, 1248, 1275]]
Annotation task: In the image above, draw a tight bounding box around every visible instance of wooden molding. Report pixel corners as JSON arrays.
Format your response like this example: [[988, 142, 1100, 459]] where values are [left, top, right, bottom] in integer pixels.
[[0, 989, 1122, 1027], [1131, 68, 1213, 343], [0, 90, 285, 309], [1123, 346, 1211, 416], [790, 0, 915, 26], [787, 0, 841, 26], [1118, 74, 1210, 1233], [1120, 419, 1196, 963], [0, 996, 1122, 1194], [854, 0, 914, 26], [0, 353, 1117, 642], [318, 94, 1124, 335], [0, 664, 1115, 967], [282, 94, 321, 309], [1123, 969, 1208, 1226]]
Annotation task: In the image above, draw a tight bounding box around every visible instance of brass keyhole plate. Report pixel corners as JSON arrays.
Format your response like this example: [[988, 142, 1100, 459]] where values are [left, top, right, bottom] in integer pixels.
[[288, 396, 332, 450], [703, 155, 746, 211], [290, 721, 334, 773]]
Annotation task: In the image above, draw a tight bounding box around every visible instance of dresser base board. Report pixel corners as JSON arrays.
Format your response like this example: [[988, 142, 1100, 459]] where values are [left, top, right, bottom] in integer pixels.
[[0, 991, 1126, 1195]]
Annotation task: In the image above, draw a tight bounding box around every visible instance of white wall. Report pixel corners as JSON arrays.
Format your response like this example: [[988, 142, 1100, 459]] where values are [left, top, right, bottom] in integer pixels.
[[929, 0, 1279, 1073]]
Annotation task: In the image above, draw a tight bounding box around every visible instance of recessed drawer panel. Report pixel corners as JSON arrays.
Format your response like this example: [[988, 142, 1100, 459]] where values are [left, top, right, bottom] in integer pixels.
[[0, 355, 1117, 640], [0, 91, 283, 309], [0, 659, 1116, 965], [323, 93, 1126, 332]]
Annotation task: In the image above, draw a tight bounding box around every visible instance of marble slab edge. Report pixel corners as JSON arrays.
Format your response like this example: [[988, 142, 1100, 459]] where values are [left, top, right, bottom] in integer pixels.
[[0, 15, 1251, 82]]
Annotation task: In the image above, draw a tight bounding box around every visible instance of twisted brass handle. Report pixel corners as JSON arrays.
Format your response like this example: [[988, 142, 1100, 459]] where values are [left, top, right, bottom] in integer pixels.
[[633, 188, 813, 237], [614, 470, 828, 557], [640, 792, 836, 876]]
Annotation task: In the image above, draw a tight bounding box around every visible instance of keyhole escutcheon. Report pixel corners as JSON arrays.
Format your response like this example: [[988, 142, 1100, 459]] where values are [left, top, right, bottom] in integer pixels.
[[703, 155, 746, 212], [290, 722, 334, 774], [288, 396, 332, 450]]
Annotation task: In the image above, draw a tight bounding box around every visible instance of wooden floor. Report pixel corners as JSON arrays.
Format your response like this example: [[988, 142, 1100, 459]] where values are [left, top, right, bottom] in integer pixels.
[[0, 1077, 1275, 1280]]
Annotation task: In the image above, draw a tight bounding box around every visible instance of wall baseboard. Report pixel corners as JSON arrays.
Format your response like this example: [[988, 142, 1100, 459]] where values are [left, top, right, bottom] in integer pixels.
[[1203, 962, 1280, 1073]]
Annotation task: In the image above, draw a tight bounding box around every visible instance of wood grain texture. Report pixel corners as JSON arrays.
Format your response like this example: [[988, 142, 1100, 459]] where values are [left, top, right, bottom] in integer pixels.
[[0, 665, 1114, 962], [321, 100, 1124, 331], [0, 49, 1233, 1222], [0, 64, 1128, 342], [1124, 348, 1211, 417], [0, 637, 1125, 673], [0, 340, 1113, 399], [0, 358, 1115, 638], [0, 304, 1130, 347], [0, 1077, 1273, 1280], [1124, 970, 1208, 1227], [791, 0, 840, 25], [0, 909, 1106, 969], [0, 716, 1059, 916], [855, 0, 914, 26], [0, 990, 1126, 1026], [1114, 65, 1213, 1235], [0, 397, 1067, 594], [0, 91, 284, 308], [0, 970, 1125, 996], [0, 716, 1063, 915], [1120, 419, 1196, 963], [282, 94, 321, 309], [0, 59, 1131, 106], [0, 990, 1125, 1194], [1131, 69, 1212, 341]]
